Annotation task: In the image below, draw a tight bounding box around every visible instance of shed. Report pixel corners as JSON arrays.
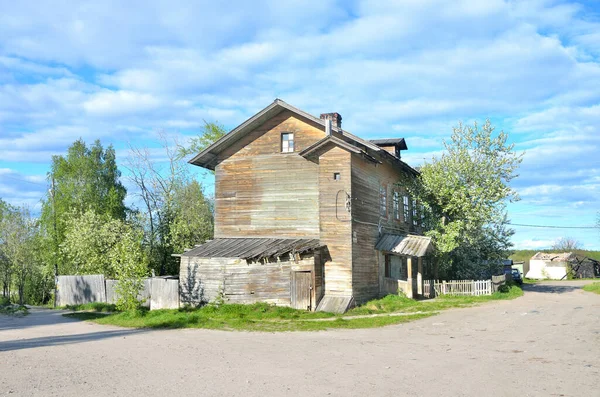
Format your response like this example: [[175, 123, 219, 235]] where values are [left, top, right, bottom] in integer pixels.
[[179, 238, 327, 311], [525, 252, 575, 280]]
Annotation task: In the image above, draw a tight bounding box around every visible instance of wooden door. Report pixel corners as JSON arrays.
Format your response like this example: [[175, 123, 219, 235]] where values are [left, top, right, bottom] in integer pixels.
[[291, 271, 312, 310]]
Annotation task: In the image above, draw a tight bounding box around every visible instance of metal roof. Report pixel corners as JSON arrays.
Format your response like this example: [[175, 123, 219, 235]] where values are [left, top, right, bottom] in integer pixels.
[[180, 238, 323, 261], [370, 138, 408, 150], [375, 234, 433, 257]]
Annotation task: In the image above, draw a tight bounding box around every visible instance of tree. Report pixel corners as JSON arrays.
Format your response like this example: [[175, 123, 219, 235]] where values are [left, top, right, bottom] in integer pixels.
[[177, 121, 227, 160], [552, 237, 581, 252], [40, 139, 127, 276], [127, 132, 215, 275], [41, 140, 127, 244], [404, 120, 523, 278], [60, 210, 148, 310], [0, 203, 37, 304]]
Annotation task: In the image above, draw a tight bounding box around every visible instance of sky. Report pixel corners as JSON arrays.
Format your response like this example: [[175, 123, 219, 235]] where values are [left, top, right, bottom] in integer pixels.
[[0, 0, 599, 250]]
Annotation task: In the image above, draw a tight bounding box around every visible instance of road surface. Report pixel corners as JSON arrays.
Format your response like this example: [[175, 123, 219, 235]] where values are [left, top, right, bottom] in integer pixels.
[[1, 281, 599, 396]]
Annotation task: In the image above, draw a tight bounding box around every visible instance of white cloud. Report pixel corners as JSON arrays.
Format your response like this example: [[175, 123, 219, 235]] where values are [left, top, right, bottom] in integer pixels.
[[0, 0, 600, 247]]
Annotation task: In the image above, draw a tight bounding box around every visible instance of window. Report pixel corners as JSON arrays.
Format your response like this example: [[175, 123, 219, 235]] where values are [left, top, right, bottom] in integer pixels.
[[281, 132, 294, 153], [420, 204, 426, 227], [412, 199, 418, 226], [384, 255, 391, 278], [403, 195, 410, 224], [379, 185, 387, 217], [393, 191, 400, 220], [333, 172, 341, 181]]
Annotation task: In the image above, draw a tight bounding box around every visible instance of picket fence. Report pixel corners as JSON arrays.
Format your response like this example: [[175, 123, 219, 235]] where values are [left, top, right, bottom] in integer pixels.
[[423, 279, 494, 298]]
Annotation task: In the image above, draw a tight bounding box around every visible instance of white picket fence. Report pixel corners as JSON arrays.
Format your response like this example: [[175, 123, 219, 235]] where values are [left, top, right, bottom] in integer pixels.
[[423, 279, 493, 298]]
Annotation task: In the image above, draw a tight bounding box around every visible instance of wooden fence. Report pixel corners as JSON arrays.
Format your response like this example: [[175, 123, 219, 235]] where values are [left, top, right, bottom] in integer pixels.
[[423, 278, 495, 298]]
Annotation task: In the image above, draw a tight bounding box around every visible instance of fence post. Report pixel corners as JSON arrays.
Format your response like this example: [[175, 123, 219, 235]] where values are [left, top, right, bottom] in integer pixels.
[[442, 280, 446, 295]]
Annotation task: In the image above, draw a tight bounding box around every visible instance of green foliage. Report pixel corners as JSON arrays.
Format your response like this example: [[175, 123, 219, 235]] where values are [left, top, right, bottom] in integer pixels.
[[583, 282, 600, 294], [40, 139, 127, 276], [404, 120, 523, 278], [127, 132, 215, 275], [0, 303, 29, 317], [0, 202, 41, 304], [177, 121, 227, 160], [59, 209, 148, 310], [169, 180, 214, 254], [64, 302, 116, 312]]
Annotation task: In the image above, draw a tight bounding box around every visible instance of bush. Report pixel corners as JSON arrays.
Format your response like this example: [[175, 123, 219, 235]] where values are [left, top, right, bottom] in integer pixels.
[[0, 296, 10, 306]]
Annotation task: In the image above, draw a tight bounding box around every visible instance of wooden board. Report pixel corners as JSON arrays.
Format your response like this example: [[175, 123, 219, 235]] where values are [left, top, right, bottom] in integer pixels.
[[291, 271, 312, 310]]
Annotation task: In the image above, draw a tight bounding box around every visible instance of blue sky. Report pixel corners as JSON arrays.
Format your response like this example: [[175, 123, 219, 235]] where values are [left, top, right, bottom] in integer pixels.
[[0, 0, 599, 250]]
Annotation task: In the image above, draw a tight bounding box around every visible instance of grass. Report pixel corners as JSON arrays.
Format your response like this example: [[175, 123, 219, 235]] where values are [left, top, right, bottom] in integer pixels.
[[347, 284, 523, 316], [0, 297, 29, 317], [62, 302, 117, 312], [63, 284, 523, 332], [583, 282, 600, 295]]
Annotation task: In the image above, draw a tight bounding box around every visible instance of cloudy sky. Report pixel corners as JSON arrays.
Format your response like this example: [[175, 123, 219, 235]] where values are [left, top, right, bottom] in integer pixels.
[[1, 0, 599, 249]]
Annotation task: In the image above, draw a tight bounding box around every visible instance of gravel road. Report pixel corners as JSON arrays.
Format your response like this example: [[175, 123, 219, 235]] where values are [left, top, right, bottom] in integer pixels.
[[1, 281, 599, 397]]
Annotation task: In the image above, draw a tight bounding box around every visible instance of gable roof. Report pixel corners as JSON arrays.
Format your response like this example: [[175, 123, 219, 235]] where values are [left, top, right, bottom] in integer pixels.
[[298, 135, 380, 164], [370, 138, 408, 151], [188, 99, 381, 170]]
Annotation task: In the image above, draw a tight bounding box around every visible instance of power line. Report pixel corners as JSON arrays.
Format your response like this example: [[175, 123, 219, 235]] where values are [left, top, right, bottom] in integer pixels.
[[510, 223, 599, 229], [0, 174, 47, 186]]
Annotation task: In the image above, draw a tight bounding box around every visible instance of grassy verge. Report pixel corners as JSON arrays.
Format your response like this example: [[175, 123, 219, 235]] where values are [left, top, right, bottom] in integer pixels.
[[583, 282, 600, 295], [64, 284, 522, 332], [0, 297, 29, 317], [62, 302, 117, 312], [347, 284, 523, 316]]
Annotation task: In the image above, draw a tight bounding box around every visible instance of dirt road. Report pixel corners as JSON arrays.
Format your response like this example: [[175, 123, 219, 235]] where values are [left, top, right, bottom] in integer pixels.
[[1, 281, 599, 396]]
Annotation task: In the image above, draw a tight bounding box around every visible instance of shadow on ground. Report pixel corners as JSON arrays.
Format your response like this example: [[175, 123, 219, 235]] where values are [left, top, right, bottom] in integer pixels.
[[0, 329, 148, 352], [522, 284, 581, 294]]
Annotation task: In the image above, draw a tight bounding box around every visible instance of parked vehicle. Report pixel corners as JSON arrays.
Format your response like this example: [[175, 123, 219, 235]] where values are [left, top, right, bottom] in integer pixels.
[[511, 269, 523, 285]]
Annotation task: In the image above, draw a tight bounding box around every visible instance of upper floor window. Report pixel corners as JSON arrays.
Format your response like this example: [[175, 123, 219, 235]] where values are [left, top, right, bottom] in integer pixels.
[[403, 195, 410, 223], [392, 191, 400, 221], [281, 132, 294, 153], [379, 185, 387, 218], [412, 199, 418, 226]]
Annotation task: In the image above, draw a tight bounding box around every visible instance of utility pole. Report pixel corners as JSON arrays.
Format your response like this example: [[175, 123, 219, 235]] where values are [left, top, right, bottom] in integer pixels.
[[50, 175, 58, 308]]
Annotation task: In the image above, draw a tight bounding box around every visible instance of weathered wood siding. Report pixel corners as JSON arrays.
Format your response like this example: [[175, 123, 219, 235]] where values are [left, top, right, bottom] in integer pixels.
[[179, 254, 318, 308], [319, 147, 353, 296], [214, 110, 325, 238], [351, 156, 417, 302]]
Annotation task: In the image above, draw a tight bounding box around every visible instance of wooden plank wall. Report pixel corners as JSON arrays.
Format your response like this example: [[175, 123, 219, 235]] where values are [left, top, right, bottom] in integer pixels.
[[214, 110, 325, 238], [319, 147, 353, 296], [179, 255, 316, 307], [350, 155, 418, 303]]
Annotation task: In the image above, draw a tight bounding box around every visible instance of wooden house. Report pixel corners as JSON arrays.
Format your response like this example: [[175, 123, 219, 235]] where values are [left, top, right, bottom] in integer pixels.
[[179, 99, 433, 312]]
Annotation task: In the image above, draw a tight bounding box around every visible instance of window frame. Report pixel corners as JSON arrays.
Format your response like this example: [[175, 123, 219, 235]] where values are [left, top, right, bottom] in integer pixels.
[[412, 199, 418, 226], [392, 191, 400, 221], [403, 195, 410, 224], [379, 184, 388, 218], [281, 132, 295, 153]]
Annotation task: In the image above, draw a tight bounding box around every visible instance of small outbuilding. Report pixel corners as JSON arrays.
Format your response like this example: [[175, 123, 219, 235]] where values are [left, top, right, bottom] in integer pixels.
[[179, 238, 328, 311], [525, 252, 575, 280]]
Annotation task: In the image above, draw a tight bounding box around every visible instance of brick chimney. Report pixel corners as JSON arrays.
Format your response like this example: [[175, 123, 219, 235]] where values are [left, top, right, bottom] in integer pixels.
[[320, 112, 342, 129]]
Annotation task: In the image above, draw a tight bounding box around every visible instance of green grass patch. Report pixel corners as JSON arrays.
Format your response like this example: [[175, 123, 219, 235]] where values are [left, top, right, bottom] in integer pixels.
[[0, 302, 29, 317], [62, 284, 522, 332], [583, 282, 600, 295], [64, 309, 434, 331], [63, 302, 117, 312], [347, 284, 523, 316]]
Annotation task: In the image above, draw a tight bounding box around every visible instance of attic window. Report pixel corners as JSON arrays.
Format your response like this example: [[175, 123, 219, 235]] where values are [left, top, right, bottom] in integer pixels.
[[281, 132, 294, 153]]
